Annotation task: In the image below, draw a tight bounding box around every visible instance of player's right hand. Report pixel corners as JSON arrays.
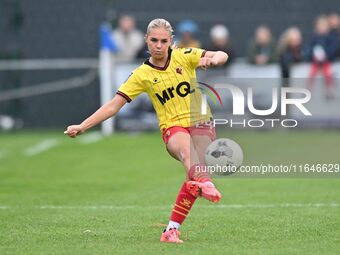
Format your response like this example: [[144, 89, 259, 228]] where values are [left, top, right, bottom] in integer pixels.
[[64, 125, 84, 138]]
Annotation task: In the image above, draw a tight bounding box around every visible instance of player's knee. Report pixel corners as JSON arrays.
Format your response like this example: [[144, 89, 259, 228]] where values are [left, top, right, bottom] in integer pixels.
[[179, 147, 191, 163]]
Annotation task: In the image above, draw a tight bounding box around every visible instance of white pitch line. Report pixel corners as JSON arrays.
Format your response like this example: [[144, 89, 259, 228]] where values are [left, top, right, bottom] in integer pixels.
[[78, 132, 104, 144], [201, 203, 340, 208], [37, 203, 340, 209], [23, 138, 60, 156], [38, 205, 140, 210], [0, 203, 338, 210]]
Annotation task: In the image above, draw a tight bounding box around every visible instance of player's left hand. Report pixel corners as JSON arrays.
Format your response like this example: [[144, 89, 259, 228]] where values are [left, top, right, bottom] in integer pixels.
[[198, 57, 217, 70]]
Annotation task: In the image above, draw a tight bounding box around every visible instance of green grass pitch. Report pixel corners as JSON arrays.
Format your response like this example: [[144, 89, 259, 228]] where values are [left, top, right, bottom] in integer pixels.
[[0, 130, 339, 254]]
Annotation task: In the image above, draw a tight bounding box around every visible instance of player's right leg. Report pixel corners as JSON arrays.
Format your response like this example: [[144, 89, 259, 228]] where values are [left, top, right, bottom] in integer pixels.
[[165, 127, 221, 203], [186, 127, 221, 203]]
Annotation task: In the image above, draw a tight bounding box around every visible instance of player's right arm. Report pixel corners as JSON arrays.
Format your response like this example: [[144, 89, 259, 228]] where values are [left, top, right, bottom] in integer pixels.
[[64, 95, 127, 138], [65, 71, 145, 138]]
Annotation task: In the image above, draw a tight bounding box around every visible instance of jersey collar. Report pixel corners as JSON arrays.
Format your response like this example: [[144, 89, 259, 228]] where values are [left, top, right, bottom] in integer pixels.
[[144, 48, 172, 71]]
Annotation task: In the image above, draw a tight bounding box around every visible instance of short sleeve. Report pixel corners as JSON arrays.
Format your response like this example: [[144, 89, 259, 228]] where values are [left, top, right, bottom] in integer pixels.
[[182, 48, 206, 69], [116, 72, 145, 102]]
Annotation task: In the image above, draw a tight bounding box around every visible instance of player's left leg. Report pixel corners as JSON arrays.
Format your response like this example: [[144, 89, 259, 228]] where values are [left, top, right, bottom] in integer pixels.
[[191, 133, 213, 164], [165, 127, 220, 202], [185, 127, 222, 203]]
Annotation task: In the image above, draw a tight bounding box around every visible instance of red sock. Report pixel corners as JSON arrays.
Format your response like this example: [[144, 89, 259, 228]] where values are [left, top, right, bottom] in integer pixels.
[[187, 164, 212, 183], [169, 183, 197, 224], [322, 62, 333, 86]]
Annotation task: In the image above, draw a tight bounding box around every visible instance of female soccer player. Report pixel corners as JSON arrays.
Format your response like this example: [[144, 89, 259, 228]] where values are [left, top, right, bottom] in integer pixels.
[[65, 18, 228, 243]]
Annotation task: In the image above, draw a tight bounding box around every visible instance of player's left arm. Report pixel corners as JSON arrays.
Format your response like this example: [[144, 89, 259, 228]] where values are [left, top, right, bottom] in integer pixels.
[[198, 51, 229, 70]]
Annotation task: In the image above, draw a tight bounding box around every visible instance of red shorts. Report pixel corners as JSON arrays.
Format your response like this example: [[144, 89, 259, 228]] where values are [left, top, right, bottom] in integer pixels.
[[162, 125, 216, 144]]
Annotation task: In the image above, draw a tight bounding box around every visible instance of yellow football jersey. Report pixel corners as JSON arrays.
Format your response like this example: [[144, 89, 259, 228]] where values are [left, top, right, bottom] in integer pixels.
[[117, 47, 212, 131]]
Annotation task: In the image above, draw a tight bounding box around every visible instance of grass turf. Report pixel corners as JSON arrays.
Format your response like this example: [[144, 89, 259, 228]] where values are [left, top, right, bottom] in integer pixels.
[[0, 130, 339, 254]]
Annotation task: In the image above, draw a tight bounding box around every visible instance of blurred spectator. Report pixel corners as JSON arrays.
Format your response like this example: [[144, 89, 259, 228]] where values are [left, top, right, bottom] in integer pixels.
[[307, 15, 338, 62], [277, 27, 304, 82], [176, 19, 201, 48], [307, 15, 337, 99], [208, 24, 235, 66], [247, 25, 276, 65], [112, 14, 144, 62], [328, 13, 340, 58]]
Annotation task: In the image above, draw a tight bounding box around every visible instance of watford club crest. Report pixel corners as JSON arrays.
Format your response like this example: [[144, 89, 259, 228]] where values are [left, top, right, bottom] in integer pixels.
[[180, 198, 192, 208], [176, 67, 183, 75], [153, 77, 160, 84]]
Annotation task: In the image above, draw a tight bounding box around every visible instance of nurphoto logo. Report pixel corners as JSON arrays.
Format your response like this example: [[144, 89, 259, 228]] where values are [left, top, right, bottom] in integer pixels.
[[198, 83, 312, 128]]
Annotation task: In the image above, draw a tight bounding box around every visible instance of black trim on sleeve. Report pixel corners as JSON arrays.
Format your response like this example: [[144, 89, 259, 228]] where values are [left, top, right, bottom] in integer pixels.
[[116, 91, 132, 103], [201, 50, 207, 58]]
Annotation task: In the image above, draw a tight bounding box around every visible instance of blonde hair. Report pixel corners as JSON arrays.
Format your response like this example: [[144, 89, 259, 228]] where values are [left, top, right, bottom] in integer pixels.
[[146, 18, 174, 35], [277, 27, 301, 55]]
